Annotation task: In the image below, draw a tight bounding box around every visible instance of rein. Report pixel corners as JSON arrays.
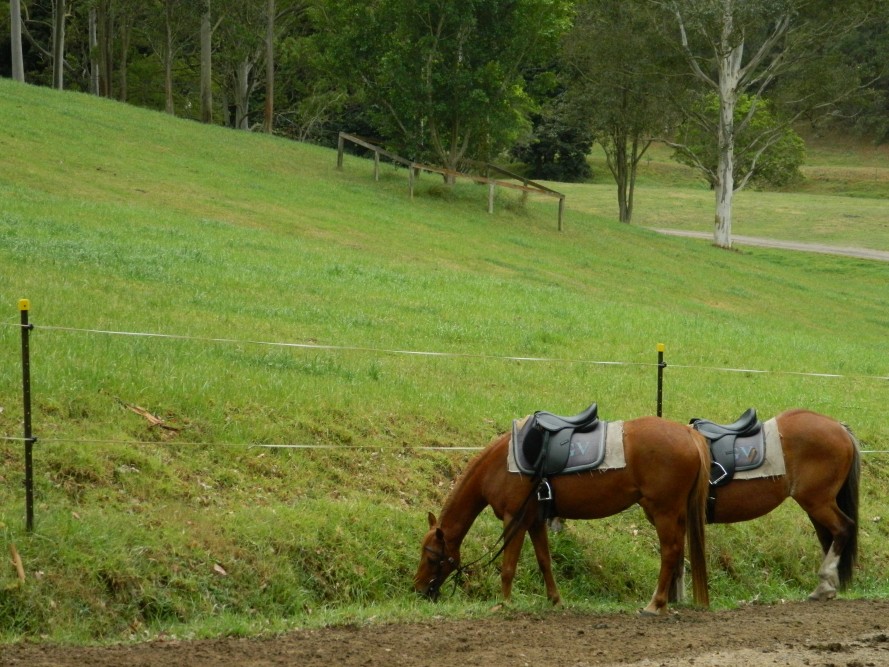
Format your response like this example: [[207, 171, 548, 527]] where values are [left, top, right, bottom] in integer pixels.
[[434, 472, 545, 597]]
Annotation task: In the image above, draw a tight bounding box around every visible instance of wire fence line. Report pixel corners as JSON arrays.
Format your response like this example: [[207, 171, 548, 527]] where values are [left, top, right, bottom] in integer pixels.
[[5, 320, 889, 381], [0, 434, 481, 451], [3, 318, 888, 455], [1, 434, 887, 455]]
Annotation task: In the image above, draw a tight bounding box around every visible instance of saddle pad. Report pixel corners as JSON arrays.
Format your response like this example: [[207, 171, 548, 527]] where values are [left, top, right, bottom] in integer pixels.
[[507, 418, 626, 474], [734, 418, 785, 480]]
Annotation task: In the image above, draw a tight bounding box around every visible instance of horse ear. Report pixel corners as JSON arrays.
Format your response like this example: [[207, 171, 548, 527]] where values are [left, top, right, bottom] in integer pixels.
[[427, 511, 437, 528]]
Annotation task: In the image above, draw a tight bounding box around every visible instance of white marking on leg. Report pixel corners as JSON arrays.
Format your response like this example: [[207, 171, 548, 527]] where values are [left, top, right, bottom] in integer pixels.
[[808, 544, 840, 601]]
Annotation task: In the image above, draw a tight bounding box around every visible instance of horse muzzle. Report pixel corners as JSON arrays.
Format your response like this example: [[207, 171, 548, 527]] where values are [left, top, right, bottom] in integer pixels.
[[415, 580, 441, 601]]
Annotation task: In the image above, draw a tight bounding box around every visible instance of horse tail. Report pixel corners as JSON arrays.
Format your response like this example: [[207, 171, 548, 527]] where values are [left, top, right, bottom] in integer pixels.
[[837, 424, 861, 589], [686, 430, 710, 607]]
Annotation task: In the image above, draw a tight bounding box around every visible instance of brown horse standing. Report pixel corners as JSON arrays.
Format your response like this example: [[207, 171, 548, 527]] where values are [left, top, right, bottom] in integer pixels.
[[414, 416, 711, 615], [706, 409, 860, 601]]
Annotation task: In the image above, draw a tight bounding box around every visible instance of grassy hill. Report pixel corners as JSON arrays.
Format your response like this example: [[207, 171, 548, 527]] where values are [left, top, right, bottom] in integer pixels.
[[1, 78, 888, 643]]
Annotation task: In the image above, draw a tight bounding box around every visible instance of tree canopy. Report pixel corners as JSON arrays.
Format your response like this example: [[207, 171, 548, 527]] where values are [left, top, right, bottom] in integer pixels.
[[314, 0, 572, 172], [2, 0, 888, 240]]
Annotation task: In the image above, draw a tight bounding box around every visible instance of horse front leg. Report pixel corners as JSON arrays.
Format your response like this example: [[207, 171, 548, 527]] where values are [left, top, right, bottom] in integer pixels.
[[528, 519, 561, 605], [499, 520, 526, 602]]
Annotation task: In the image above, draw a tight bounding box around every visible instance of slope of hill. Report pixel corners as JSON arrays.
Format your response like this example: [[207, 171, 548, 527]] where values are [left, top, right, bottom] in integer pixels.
[[1, 79, 888, 643]]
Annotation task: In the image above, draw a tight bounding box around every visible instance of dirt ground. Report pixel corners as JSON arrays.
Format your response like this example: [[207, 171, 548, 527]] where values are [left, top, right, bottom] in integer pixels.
[[3, 599, 888, 667]]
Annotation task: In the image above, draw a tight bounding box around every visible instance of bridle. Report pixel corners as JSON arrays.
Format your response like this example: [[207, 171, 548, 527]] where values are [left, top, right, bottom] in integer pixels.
[[421, 544, 460, 599], [421, 472, 545, 599]]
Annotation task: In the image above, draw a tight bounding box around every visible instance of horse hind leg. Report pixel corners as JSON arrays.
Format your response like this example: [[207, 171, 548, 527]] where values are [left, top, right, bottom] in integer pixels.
[[640, 514, 685, 615], [806, 512, 854, 602], [809, 542, 841, 601], [668, 552, 686, 604]]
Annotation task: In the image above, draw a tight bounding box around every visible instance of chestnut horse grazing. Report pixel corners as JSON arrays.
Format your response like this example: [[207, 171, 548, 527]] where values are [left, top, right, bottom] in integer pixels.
[[706, 409, 860, 601], [414, 416, 711, 615]]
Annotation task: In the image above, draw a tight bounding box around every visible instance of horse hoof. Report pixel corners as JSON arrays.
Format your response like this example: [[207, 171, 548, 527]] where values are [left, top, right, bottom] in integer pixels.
[[638, 608, 662, 617], [807, 590, 837, 602]]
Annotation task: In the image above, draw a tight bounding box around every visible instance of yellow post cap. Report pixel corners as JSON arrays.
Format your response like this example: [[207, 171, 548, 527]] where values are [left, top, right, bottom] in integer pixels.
[[657, 343, 665, 352], [18, 299, 30, 311]]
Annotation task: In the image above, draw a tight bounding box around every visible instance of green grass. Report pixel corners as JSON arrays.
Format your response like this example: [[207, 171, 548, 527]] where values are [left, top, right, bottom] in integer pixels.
[[1, 79, 888, 644]]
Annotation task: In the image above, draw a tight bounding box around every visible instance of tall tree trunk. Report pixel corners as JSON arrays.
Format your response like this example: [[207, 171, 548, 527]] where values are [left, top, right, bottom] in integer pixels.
[[235, 59, 253, 129], [164, 0, 175, 114], [10, 0, 25, 82], [98, 0, 114, 98], [52, 0, 66, 89], [200, 1, 213, 124], [713, 9, 742, 249], [89, 7, 99, 94], [119, 13, 132, 102], [263, 0, 275, 133]]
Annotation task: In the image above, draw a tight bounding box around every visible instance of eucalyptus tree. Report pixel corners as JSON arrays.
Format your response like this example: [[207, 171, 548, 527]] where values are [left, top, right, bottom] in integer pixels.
[[10, 0, 25, 81], [315, 0, 572, 174], [563, 0, 678, 223], [658, 0, 874, 248]]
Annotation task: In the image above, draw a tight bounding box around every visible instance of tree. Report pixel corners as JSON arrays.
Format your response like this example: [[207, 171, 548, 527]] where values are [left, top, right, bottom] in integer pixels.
[[263, 0, 274, 132], [51, 0, 65, 88], [564, 0, 678, 223], [200, 0, 214, 123], [10, 0, 25, 81], [95, 0, 113, 96], [673, 93, 806, 189], [660, 0, 873, 248], [316, 0, 572, 174], [511, 88, 594, 183], [142, 0, 196, 114], [88, 4, 98, 93]]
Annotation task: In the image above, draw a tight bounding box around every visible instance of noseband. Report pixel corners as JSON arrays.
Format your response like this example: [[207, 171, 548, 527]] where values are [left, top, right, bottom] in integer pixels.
[[422, 545, 460, 596]]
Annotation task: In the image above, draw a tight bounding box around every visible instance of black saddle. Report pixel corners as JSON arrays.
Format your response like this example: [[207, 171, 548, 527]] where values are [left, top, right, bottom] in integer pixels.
[[690, 407, 759, 439], [690, 408, 763, 487], [520, 403, 599, 476], [531, 403, 599, 432]]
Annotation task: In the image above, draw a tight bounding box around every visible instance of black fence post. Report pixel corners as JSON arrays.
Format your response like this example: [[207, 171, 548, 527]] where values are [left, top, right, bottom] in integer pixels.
[[656, 343, 666, 418], [19, 299, 35, 532]]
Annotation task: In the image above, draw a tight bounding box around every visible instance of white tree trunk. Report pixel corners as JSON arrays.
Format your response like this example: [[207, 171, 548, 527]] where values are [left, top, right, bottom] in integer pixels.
[[10, 0, 25, 82], [235, 60, 253, 130], [89, 7, 99, 94], [713, 2, 742, 249]]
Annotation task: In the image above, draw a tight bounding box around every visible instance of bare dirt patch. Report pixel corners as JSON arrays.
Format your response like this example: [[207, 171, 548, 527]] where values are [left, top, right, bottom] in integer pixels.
[[4, 599, 889, 667]]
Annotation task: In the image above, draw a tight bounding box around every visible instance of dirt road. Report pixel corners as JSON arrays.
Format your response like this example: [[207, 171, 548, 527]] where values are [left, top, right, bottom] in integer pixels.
[[651, 229, 889, 262], [3, 599, 888, 667]]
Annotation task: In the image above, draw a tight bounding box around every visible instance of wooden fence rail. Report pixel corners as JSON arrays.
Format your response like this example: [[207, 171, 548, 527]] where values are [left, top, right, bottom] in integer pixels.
[[336, 132, 566, 230]]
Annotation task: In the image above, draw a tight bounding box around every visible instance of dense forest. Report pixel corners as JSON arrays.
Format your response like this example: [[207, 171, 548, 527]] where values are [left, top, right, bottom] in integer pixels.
[[3, 1, 888, 237]]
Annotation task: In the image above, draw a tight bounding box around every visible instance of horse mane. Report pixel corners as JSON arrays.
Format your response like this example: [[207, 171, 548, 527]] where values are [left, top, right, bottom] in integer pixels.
[[437, 433, 503, 522]]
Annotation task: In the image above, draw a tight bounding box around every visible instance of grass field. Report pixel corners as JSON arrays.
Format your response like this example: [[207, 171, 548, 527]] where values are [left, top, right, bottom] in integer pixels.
[[1, 78, 888, 643]]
